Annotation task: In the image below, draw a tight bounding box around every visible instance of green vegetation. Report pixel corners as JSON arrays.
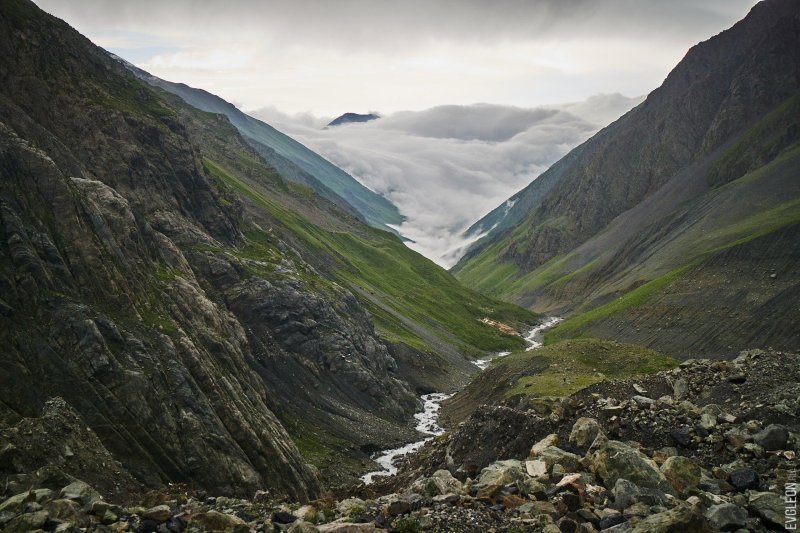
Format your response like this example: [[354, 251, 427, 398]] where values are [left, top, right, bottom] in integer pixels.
[[445, 338, 677, 421], [202, 155, 537, 356], [545, 262, 698, 343], [503, 339, 677, 398], [393, 517, 423, 533]]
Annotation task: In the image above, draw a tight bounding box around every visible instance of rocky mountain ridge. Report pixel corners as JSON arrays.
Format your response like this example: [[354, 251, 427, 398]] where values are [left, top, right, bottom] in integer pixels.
[[453, 0, 800, 358], [0, 0, 534, 500]]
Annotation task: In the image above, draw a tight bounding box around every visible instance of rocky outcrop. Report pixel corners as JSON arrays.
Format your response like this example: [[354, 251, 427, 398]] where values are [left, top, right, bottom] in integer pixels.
[[0, 0, 421, 499], [356, 348, 798, 531], [3, 348, 794, 532]]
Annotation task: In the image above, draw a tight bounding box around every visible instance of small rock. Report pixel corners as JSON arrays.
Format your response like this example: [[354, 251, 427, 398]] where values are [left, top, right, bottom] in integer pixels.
[[59, 481, 101, 507], [705, 503, 747, 531], [525, 459, 548, 479], [669, 427, 692, 448], [672, 378, 688, 400], [143, 504, 171, 523], [2, 510, 49, 533], [729, 467, 759, 491], [529, 434, 560, 458], [598, 513, 626, 530], [660, 456, 701, 495], [192, 510, 247, 531], [274, 510, 298, 524], [748, 491, 786, 528], [569, 417, 603, 449], [288, 521, 321, 533], [632, 395, 656, 407], [753, 424, 788, 451]]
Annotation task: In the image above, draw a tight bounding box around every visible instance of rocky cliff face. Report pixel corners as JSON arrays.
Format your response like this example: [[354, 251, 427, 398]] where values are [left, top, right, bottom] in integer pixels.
[[0, 0, 324, 499], [460, 0, 799, 272]]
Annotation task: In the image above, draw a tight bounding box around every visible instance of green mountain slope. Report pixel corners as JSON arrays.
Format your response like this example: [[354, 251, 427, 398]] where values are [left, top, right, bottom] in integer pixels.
[[454, 0, 800, 357], [121, 60, 404, 231], [0, 0, 535, 494]]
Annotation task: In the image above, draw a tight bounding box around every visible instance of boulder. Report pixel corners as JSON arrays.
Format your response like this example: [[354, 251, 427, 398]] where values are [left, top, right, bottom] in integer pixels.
[[2, 510, 49, 533], [59, 481, 101, 507], [672, 378, 688, 400], [705, 503, 748, 531], [753, 424, 788, 451], [317, 523, 378, 532], [660, 456, 701, 494], [336, 498, 366, 517], [748, 491, 786, 528], [729, 468, 759, 491], [612, 478, 669, 509], [630, 503, 709, 532], [143, 504, 171, 523], [525, 460, 548, 479], [410, 469, 462, 497], [192, 510, 247, 532], [537, 446, 582, 472], [288, 522, 321, 533], [592, 441, 674, 494], [569, 417, 603, 449], [477, 460, 527, 486], [529, 434, 559, 459]]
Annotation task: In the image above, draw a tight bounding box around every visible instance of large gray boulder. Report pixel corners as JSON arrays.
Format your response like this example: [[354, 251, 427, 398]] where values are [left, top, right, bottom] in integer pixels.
[[592, 440, 674, 495]]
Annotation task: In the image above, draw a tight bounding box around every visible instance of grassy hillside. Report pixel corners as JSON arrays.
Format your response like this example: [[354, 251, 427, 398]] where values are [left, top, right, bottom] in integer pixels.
[[124, 65, 404, 231], [443, 339, 677, 423]]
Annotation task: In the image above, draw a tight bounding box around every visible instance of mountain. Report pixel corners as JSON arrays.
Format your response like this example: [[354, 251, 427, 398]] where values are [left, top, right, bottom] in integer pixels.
[[454, 0, 800, 357], [118, 60, 403, 232], [0, 0, 536, 498], [326, 112, 380, 127]]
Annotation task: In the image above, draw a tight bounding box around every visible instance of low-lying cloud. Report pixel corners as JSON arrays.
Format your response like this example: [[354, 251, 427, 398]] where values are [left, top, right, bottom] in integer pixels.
[[253, 94, 642, 267]]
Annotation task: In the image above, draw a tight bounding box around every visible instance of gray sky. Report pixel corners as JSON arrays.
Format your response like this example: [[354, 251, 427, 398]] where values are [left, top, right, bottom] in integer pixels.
[[34, 0, 761, 266], [35, 0, 758, 115]]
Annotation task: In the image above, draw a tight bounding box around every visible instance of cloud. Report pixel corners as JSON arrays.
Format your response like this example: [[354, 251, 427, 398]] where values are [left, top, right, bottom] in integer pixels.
[[34, 0, 757, 114], [253, 94, 643, 267]]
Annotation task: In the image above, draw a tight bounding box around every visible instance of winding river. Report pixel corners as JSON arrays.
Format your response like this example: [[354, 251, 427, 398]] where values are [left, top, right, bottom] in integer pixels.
[[360, 317, 561, 485]]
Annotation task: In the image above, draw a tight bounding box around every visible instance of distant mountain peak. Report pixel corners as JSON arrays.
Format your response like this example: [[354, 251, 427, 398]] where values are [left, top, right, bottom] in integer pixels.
[[326, 112, 380, 128]]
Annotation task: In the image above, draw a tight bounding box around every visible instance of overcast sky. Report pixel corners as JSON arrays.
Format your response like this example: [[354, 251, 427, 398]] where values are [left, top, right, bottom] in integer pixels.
[[34, 0, 760, 266], [36, 0, 758, 116]]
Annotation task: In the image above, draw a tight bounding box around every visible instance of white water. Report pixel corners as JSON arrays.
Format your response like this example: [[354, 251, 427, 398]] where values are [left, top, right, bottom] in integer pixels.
[[524, 316, 562, 350], [472, 351, 510, 370], [361, 317, 561, 485], [361, 392, 453, 484]]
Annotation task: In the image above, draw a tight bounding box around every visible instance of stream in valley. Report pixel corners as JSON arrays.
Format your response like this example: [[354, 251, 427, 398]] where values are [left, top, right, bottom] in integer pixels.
[[360, 317, 560, 485]]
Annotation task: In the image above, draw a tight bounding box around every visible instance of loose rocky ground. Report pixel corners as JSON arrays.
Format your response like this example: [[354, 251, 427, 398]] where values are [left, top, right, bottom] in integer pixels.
[[1, 348, 796, 532]]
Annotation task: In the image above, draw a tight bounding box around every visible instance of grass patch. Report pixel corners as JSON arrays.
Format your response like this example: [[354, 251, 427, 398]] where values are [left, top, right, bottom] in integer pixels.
[[504, 339, 677, 398], [446, 339, 677, 421]]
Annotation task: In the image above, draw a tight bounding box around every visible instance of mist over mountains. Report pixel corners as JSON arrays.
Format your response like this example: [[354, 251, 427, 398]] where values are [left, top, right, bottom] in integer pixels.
[[254, 94, 642, 266]]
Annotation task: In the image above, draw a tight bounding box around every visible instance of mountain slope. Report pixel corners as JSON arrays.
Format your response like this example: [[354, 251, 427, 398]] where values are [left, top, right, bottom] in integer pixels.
[[122, 62, 403, 231], [0, 0, 536, 495], [454, 0, 800, 357]]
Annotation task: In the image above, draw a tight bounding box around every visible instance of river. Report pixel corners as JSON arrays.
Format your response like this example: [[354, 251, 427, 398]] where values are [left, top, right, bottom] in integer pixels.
[[360, 317, 560, 485]]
